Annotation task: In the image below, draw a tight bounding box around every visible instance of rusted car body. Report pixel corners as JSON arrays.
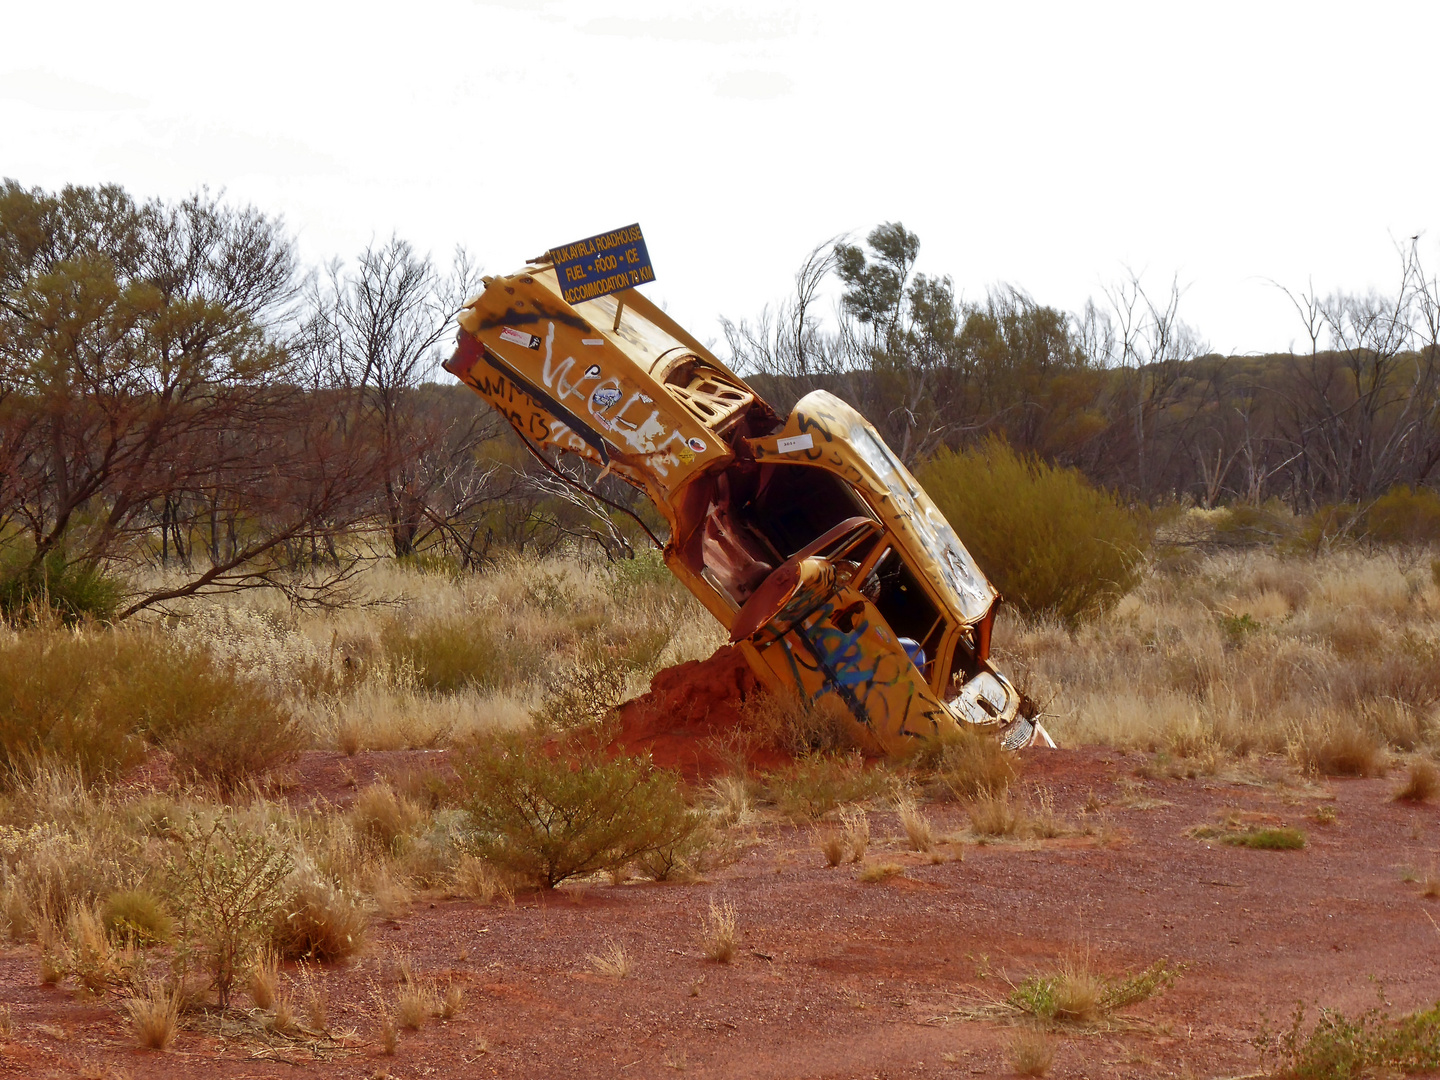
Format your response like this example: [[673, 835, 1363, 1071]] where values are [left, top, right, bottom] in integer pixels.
[[444, 264, 1053, 753]]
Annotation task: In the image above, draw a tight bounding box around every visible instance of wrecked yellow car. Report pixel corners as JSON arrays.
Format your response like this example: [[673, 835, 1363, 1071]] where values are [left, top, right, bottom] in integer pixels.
[[444, 261, 1053, 753]]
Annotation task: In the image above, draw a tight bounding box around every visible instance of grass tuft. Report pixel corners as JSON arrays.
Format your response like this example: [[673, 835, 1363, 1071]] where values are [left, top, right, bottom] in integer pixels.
[[895, 796, 936, 853], [701, 899, 737, 963], [1395, 760, 1439, 803], [1225, 827, 1306, 850], [857, 861, 904, 883], [124, 983, 180, 1050], [1007, 1027, 1056, 1076], [587, 939, 632, 979], [271, 875, 367, 963]]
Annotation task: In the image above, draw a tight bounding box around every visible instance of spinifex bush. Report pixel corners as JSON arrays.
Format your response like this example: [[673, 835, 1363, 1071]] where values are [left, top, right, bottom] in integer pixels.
[[454, 733, 704, 888], [0, 629, 150, 784], [166, 816, 293, 1008], [102, 888, 173, 946], [1009, 958, 1179, 1023], [270, 874, 367, 963], [917, 437, 1149, 624]]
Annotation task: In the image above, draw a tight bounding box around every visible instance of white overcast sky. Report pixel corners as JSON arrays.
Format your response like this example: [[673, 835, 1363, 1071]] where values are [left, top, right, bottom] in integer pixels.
[[3, 1, 1437, 359]]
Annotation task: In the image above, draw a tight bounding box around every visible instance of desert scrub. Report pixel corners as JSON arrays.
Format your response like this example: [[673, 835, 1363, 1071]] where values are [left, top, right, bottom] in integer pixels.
[[908, 725, 1019, 799], [766, 752, 893, 822], [918, 437, 1149, 624], [454, 733, 705, 888], [270, 873, 367, 962], [1188, 821, 1306, 850], [166, 816, 293, 1008], [530, 653, 631, 733], [1009, 958, 1179, 1023], [380, 612, 533, 693], [0, 626, 296, 789], [101, 888, 173, 946], [0, 545, 122, 625], [1255, 998, 1440, 1079], [741, 692, 859, 756]]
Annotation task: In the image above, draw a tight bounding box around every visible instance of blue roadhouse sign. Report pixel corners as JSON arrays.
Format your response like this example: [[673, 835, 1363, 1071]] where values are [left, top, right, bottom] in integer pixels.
[[548, 223, 655, 305]]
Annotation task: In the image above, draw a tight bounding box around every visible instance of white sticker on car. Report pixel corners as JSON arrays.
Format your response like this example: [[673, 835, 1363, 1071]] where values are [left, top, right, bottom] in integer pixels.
[[499, 327, 540, 349], [776, 433, 814, 454]]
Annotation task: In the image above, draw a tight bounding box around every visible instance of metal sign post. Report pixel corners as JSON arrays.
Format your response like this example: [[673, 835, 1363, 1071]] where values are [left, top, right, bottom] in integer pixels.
[[546, 223, 655, 331]]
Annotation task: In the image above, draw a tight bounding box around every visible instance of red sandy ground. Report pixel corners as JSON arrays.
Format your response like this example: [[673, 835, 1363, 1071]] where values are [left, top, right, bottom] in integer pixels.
[[4, 658, 1440, 1079]]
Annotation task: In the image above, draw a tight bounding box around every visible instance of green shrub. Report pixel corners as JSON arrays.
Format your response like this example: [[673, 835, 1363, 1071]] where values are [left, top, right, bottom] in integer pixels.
[[166, 816, 293, 1008], [380, 614, 523, 693], [917, 438, 1149, 624], [0, 546, 122, 625], [454, 734, 703, 888], [1363, 485, 1440, 545], [1257, 1000, 1440, 1079]]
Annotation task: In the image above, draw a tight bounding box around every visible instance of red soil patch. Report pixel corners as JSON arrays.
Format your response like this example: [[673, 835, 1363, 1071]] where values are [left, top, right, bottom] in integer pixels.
[[7, 749, 1440, 1079], [609, 644, 793, 778]]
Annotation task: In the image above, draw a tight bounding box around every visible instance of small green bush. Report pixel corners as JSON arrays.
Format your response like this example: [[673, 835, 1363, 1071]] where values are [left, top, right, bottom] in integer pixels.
[[0, 546, 122, 625], [166, 816, 293, 1008], [917, 438, 1149, 624], [1257, 999, 1440, 1079], [454, 734, 703, 888]]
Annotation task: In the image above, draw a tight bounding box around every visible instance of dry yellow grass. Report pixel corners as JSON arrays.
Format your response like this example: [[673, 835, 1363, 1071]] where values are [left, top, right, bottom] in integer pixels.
[[124, 984, 180, 1050], [1397, 759, 1440, 803], [895, 797, 936, 853], [0, 546, 1434, 1008], [1008, 1027, 1056, 1076], [587, 939, 633, 979], [998, 548, 1440, 759], [701, 898, 737, 962]]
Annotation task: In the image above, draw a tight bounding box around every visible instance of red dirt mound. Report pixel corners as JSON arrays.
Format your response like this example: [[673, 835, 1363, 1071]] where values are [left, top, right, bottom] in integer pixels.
[[609, 644, 790, 778]]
